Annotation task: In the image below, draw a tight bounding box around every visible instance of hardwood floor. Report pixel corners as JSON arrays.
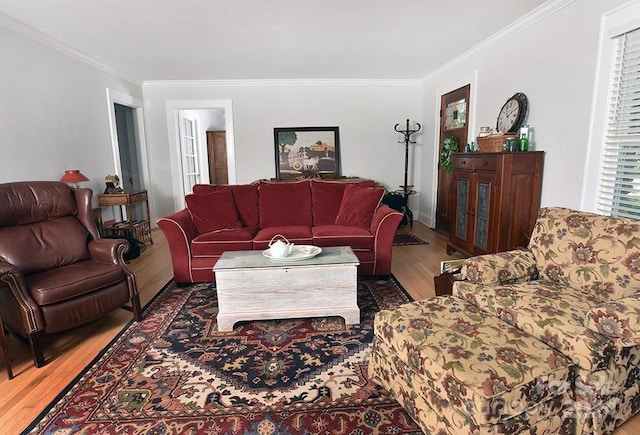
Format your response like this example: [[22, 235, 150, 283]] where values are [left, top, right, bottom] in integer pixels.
[[1, 223, 638, 434]]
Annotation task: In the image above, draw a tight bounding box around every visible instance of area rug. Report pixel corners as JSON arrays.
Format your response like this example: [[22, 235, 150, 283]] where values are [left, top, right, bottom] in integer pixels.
[[393, 232, 427, 246], [23, 277, 421, 434]]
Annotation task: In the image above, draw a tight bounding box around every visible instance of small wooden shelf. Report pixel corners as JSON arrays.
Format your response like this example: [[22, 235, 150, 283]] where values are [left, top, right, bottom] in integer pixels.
[[97, 190, 153, 245]]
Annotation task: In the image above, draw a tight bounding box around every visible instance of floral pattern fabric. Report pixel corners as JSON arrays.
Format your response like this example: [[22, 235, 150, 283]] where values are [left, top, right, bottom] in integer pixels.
[[461, 249, 539, 286], [529, 207, 640, 301], [368, 296, 574, 433], [584, 294, 640, 347], [369, 207, 640, 434], [454, 279, 613, 371], [573, 345, 640, 433]]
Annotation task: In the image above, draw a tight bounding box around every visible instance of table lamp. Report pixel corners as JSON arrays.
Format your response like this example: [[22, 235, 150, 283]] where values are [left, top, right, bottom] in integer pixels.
[[60, 169, 89, 188]]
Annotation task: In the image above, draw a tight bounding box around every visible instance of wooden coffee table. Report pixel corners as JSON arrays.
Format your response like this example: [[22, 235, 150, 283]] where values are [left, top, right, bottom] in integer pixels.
[[213, 246, 360, 331]]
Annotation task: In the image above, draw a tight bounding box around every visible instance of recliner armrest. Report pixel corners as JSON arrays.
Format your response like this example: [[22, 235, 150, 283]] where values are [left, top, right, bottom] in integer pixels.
[[462, 249, 538, 285], [89, 238, 128, 265], [0, 262, 42, 334]]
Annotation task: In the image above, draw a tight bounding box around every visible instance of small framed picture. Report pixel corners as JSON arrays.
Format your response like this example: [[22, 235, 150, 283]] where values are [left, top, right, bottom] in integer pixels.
[[273, 127, 340, 179], [440, 258, 466, 274]]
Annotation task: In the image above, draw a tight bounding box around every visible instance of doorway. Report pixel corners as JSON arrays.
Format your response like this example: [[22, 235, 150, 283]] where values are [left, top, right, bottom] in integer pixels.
[[114, 103, 142, 191], [166, 100, 236, 211], [207, 131, 229, 185], [435, 84, 471, 234]]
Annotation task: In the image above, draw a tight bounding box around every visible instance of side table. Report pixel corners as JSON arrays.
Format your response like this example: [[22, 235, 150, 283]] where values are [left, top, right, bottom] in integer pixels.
[[0, 317, 13, 379], [434, 273, 455, 296], [97, 190, 153, 245]]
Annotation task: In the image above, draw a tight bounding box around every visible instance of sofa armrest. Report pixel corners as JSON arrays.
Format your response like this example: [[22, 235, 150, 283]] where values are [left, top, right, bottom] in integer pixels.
[[370, 205, 403, 275], [157, 208, 198, 283], [584, 294, 640, 347], [462, 249, 538, 285]]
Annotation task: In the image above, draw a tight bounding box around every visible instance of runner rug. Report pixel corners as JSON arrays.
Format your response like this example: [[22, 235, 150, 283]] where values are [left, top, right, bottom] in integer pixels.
[[393, 232, 427, 246], [23, 277, 421, 434]]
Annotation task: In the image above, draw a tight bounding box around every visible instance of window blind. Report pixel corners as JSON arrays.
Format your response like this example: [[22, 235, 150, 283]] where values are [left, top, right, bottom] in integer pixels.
[[598, 27, 640, 219]]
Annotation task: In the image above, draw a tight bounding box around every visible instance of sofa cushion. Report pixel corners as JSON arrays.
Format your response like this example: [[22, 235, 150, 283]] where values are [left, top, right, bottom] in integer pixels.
[[0, 216, 90, 274], [26, 260, 126, 305], [185, 190, 242, 234], [0, 181, 77, 226], [191, 227, 257, 257], [253, 226, 314, 250], [335, 184, 384, 229], [258, 181, 312, 228], [192, 183, 259, 228], [312, 225, 374, 251], [584, 296, 640, 347], [529, 207, 640, 300], [455, 279, 615, 371], [372, 295, 574, 427], [310, 179, 375, 225]]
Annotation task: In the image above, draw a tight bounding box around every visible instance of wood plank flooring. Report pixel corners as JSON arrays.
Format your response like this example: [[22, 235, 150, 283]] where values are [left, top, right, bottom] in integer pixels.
[[0, 223, 638, 434]]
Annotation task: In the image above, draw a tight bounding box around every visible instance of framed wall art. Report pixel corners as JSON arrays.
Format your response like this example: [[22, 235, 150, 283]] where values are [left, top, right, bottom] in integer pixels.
[[273, 126, 341, 179]]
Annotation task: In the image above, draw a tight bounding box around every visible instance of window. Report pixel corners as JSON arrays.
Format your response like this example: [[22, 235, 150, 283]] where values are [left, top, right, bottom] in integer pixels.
[[597, 27, 640, 219]]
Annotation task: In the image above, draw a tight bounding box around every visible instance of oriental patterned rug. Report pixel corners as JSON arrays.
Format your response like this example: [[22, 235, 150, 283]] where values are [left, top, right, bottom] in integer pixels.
[[393, 232, 427, 246], [23, 277, 421, 434]]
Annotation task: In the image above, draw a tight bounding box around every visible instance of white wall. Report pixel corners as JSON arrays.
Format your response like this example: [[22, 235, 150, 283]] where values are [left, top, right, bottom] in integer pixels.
[[5, 0, 634, 229], [418, 0, 633, 227], [0, 24, 142, 198], [143, 81, 423, 220]]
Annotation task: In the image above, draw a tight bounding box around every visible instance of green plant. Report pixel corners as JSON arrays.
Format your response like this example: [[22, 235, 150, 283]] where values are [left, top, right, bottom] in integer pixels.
[[439, 136, 459, 173]]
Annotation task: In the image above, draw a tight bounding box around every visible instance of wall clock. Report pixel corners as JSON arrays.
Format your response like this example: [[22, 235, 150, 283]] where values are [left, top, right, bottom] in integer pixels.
[[496, 92, 528, 133]]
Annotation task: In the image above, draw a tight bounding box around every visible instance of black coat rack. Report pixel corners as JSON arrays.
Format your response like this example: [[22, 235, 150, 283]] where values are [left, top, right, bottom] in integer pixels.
[[394, 119, 422, 201]]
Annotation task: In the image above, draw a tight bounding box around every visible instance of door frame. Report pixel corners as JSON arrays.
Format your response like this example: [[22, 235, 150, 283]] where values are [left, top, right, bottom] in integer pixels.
[[166, 99, 236, 211], [429, 72, 478, 228], [105, 88, 154, 220]]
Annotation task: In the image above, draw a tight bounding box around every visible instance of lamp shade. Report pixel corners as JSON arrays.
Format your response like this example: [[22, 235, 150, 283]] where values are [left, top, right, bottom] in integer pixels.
[[60, 170, 89, 186]]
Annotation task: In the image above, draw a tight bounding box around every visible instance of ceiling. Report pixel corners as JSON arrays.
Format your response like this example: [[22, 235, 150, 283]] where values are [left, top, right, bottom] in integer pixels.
[[0, 0, 549, 82]]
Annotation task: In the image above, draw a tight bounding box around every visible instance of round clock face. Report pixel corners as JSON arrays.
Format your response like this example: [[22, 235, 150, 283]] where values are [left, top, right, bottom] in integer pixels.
[[496, 93, 528, 133]]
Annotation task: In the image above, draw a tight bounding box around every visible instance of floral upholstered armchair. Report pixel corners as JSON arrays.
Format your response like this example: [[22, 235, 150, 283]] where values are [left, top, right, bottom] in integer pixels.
[[369, 207, 640, 434], [453, 207, 640, 434]]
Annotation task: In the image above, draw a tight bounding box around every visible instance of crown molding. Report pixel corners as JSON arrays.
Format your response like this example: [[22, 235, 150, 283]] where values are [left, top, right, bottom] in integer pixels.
[[143, 78, 423, 88], [0, 12, 142, 87], [423, 0, 576, 81]]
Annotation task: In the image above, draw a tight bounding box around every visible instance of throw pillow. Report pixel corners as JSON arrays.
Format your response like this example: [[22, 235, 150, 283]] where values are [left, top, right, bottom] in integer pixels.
[[193, 183, 259, 228], [335, 184, 384, 229], [185, 189, 242, 234], [258, 181, 312, 228], [584, 296, 640, 347], [311, 179, 376, 225]]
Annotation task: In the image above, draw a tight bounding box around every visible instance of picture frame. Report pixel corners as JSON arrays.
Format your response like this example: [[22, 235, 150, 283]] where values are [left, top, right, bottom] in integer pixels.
[[273, 126, 341, 179], [440, 258, 466, 274]]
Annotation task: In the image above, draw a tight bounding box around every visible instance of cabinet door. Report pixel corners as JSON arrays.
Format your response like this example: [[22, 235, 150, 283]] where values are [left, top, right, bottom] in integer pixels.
[[436, 84, 471, 234], [451, 170, 473, 252], [471, 171, 498, 255]]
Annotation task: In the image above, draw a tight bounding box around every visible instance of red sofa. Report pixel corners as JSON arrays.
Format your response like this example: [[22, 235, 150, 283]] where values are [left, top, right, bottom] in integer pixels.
[[158, 179, 403, 284]]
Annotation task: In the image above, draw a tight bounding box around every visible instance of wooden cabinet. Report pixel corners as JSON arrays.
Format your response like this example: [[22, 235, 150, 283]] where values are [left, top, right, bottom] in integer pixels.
[[447, 152, 544, 257], [97, 190, 153, 245]]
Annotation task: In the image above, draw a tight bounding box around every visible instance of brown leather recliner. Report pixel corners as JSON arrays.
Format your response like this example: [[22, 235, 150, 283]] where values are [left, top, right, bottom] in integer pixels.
[[0, 181, 142, 368]]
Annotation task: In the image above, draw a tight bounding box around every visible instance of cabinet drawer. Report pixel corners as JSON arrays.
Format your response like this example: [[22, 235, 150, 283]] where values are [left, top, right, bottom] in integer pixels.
[[453, 157, 473, 170], [472, 156, 498, 171], [128, 191, 148, 202]]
